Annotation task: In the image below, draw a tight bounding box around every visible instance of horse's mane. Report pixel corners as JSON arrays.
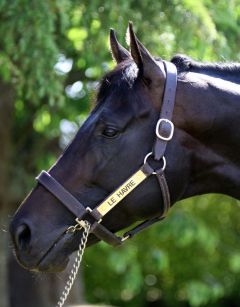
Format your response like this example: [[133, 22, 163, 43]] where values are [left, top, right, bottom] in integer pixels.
[[97, 54, 240, 106], [171, 54, 240, 76]]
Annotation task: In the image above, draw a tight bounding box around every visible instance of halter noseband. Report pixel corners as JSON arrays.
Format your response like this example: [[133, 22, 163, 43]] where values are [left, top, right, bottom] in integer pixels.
[[36, 61, 177, 246]]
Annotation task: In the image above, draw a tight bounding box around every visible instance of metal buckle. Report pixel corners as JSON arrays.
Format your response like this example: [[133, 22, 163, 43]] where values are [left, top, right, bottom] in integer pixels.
[[155, 118, 174, 141], [75, 218, 89, 229], [144, 152, 166, 174], [67, 217, 89, 233], [121, 234, 130, 242], [66, 207, 97, 234]]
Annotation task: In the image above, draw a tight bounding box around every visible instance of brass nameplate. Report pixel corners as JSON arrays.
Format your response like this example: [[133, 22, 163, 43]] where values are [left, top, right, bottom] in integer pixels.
[[96, 168, 149, 217]]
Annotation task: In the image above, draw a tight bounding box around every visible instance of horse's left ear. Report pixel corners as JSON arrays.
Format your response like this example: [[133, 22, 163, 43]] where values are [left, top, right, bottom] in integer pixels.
[[128, 22, 165, 85], [110, 28, 130, 64]]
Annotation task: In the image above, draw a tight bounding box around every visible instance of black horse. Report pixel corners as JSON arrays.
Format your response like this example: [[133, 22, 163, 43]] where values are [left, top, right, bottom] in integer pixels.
[[10, 24, 240, 272]]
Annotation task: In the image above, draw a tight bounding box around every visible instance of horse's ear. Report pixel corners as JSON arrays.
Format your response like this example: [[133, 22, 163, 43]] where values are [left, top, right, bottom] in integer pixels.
[[109, 28, 130, 64], [128, 22, 165, 84]]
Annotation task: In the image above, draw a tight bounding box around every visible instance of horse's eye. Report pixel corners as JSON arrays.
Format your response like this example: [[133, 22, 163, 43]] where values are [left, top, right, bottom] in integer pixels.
[[102, 127, 119, 138]]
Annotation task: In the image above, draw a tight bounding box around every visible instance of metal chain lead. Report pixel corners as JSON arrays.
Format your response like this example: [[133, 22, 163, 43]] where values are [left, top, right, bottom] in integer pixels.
[[56, 221, 91, 307]]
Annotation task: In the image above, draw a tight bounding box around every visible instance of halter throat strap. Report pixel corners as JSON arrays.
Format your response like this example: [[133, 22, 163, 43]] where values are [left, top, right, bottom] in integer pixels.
[[36, 61, 177, 246]]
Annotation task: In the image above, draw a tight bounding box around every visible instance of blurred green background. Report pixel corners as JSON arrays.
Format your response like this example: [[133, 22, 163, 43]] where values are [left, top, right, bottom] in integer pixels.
[[0, 0, 240, 306]]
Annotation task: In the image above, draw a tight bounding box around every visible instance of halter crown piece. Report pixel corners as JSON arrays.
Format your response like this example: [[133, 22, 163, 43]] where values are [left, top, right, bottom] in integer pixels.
[[36, 61, 177, 246]]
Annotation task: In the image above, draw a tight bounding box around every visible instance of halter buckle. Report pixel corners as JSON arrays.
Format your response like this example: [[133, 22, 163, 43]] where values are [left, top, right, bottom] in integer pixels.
[[66, 207, 99, 234], [121, 234, 130, 242], [156, 118, 174, 141], [75, 218, 89, 229]]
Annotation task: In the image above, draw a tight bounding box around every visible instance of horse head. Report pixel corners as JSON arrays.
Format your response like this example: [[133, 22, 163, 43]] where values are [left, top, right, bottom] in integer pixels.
[[10, 24, 202, 272]]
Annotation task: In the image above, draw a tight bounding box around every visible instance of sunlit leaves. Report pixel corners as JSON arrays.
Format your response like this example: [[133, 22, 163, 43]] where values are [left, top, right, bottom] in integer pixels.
[[184, 280, 225, 306], [33, 108, 51, 133], [182, 0, 217, 41], [229, 253, 240, 273], [67, 27, 88, 51]]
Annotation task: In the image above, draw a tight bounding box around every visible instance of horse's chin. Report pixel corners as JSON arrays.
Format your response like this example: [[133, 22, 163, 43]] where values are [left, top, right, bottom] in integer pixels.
[[37, 251, 69, 272], [36, 234, 99, 272], [15, 230, 100, 273], [14, 231, 77, 272], [15, 250, 69, 273]]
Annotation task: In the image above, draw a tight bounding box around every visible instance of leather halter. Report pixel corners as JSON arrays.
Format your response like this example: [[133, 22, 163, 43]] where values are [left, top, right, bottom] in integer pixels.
[[36, 61, 177, 246]]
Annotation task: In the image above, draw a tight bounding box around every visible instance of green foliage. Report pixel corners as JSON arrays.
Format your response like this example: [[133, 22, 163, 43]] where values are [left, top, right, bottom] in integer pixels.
[[83, 196, 240, 306], [0, 0, 68, 104], [2, 0, 240, 306]]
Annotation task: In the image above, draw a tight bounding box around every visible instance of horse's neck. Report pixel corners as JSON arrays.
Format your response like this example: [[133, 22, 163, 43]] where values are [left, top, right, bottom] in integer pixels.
[[176, 72, 240, 199]]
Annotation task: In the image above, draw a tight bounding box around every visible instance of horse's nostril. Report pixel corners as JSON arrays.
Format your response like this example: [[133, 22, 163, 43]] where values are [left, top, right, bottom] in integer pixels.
[[14, 223, 31, 251]]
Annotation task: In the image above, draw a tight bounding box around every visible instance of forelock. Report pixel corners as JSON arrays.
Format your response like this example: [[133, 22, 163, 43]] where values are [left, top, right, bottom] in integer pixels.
[[97, 60, 139, 104]]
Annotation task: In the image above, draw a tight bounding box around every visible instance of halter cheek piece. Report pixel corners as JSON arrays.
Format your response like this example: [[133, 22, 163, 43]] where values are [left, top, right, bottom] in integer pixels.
[[36, 61, 177, 246]]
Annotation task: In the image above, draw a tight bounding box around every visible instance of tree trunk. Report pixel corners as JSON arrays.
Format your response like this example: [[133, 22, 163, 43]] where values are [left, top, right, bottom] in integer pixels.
[[0, 80, 15, 307], [0, 217, 9, 307]]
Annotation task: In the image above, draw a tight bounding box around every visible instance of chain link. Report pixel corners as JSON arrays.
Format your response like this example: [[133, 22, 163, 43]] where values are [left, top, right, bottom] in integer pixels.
[[56, 221, 91, 307]]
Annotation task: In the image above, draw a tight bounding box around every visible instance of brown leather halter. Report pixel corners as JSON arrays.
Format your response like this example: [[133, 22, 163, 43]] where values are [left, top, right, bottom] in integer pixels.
[[36, 61, 177, 246]]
